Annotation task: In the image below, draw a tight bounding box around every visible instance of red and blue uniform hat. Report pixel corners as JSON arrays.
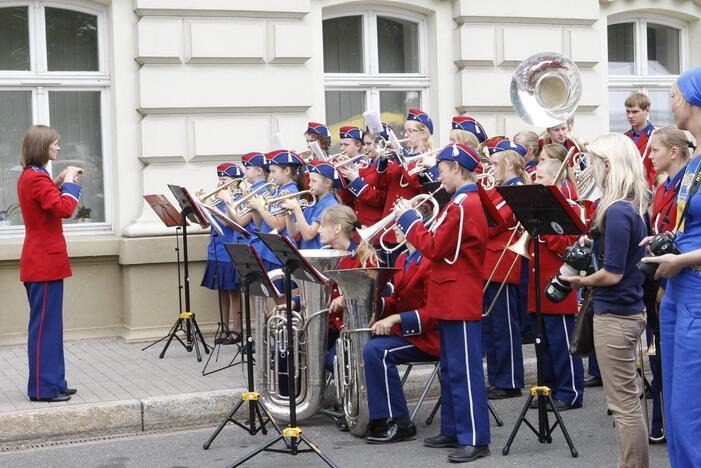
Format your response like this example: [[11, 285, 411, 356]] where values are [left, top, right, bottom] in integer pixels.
[[306, 162, 343, 189], [493, 139, 527, 157], [451, 116, 488, 144], [217, 163, 244, 178], [306, 122, 330, 139], [266, 149, 305, 166], [436, 144, 481, 172], [483, 136, 510, 155], [241, 152, 268, 168], [365, 122, 391, 141], [339, 126, 363, 141], [407, 108, 433, 135]]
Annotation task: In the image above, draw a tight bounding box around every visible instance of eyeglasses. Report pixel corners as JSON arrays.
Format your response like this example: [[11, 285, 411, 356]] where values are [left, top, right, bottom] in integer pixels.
[[402, 128, 420, 136]]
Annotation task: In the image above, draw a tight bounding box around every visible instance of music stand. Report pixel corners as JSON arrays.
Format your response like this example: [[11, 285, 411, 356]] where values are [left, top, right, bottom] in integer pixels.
[[153, 185, 212, 362], [141, 195, 188, 352], [199, 203, 253, 375], [497, 184, 586, 458], [203, 244, 281, 449], [226, 232, 337, 468]]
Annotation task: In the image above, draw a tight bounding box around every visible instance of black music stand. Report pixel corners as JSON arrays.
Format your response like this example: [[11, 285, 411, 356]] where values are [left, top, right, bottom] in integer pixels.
[[154, 185, 213, 362], [141, 195, 188, 352], [203, 244, 281, 449], [226, 232, 338, 468], [497, 184, 586, 458]]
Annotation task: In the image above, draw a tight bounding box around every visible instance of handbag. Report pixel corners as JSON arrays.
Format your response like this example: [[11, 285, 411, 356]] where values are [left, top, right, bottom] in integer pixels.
[[569, 287, 595, 357]]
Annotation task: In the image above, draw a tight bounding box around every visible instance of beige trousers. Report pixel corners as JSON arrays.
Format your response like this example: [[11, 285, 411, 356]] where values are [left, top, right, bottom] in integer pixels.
[[593, 312, 649, 468]]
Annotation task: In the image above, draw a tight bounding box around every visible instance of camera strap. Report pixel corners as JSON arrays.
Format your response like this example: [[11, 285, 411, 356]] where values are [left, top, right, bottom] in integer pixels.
[[673, 158, 701, 234]]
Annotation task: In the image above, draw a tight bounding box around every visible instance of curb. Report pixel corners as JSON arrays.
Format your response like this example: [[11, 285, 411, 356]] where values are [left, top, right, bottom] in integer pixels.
[[0, 359, 538, 447]]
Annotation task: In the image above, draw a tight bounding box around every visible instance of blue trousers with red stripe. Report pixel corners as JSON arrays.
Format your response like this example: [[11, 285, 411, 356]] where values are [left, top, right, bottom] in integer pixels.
[[529, 314, 584, 406], [363, 335, 435, 420], [439, 320, 490, 446], [483, 283, 524, 389], [25, 280, 67, 399]]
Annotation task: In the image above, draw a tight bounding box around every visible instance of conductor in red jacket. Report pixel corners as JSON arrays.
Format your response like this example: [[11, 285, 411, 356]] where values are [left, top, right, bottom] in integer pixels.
[[394, 143, 490, 463], [17, 125, 82, 403]]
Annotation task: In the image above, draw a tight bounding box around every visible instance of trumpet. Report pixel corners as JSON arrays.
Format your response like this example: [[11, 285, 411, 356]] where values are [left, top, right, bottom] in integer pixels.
[[228, 182, 277, 215], [357, 186, 442, 253], [399, 148, 443, 175], [197, 178, 246, 207], [265, 190, 317, 216], [333, 153, 371, 171]]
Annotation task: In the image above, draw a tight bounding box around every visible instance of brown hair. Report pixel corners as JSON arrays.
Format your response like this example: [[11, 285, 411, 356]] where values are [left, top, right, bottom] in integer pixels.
[[305, 131, 331, 153], [274, 164, 307, 191], [652, 126, 695, 157], [20, 125, 60, 167], [449, 129, 480, 148], [513, 130, 541, 159], [624, 92, 651, 111], [494, 150, 531, 185], [321, 205, 379, 267], [540, 143, 577, 191]]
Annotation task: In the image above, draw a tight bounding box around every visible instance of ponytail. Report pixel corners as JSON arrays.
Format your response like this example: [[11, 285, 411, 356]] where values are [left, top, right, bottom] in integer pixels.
[[321, 205, 380, 267]]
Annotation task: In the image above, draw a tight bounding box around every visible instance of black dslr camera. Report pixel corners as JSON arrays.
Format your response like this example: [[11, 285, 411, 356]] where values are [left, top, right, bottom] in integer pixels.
[[637, 232, 681, 277], [544, 244, 595, 303]]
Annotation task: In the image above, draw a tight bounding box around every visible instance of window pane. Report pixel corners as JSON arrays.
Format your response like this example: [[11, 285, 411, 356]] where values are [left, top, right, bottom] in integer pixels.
[[608, 88, 674, 133], [324, 91, 366, 152], [647, 23, 679, 75], [46, 7, 98, 72], [49, 91, 104, 224], [323, 16, 363, 73], [0, 7, 30, 71], [647, 89, 674, 128], [377, 17, 419, 73], [608, 22, 635, 75], [379, 91, 420, 136], [0, 91, 32, 227]]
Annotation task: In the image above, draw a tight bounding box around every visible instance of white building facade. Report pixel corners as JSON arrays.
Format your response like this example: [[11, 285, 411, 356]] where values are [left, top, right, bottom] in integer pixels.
[[1, 0, 700, 344]]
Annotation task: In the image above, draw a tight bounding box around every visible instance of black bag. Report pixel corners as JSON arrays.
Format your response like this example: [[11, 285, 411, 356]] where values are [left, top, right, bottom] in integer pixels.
[[569, 287, 595, 357]]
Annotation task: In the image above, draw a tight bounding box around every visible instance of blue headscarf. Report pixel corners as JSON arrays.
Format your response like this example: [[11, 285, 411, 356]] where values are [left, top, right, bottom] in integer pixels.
[[677, 66, 701, 107]]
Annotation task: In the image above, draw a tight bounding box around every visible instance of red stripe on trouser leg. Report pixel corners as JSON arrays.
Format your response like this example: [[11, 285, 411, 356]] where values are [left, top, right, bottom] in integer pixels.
[[36, 282, 48, 398]]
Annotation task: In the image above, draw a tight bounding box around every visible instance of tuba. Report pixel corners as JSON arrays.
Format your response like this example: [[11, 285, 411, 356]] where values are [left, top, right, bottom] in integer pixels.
[[255, 249, 349, 422], [325, 267, 396, 437]]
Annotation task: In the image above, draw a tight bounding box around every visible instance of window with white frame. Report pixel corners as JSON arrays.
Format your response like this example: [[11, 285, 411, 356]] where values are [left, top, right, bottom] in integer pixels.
[[0, 1, 110, 232], [607, 15, 685, 133], [323, 9, 428, 149]]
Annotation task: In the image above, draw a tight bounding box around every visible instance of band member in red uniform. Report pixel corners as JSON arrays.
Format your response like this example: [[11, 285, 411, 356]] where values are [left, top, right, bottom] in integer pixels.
[[514, 130, 541, 181], [338, 126, 387, 229], [394, 143, 490, 463], [482, 144, 530, 400], [375, 109, 433, 266], [304, 122, 332, 156], [451, 116, 488, 145], [18, 125, 82, 402], [540, 143, 579, 201], [623, 92, 656, 187], [528, 159, 584, 411], [363, 225, 434, 443]]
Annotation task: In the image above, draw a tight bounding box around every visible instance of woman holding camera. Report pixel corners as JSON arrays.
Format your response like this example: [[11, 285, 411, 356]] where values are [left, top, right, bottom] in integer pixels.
[[641, 67, 701, 468], [562, 133, 649, 468]]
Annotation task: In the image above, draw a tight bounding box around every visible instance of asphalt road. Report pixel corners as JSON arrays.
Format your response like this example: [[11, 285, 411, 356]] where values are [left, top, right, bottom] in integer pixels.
[[0, 386, 670, 468]]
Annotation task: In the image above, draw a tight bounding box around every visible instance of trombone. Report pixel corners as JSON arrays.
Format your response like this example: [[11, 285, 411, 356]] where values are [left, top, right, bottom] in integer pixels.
[[357, 186, 442, 253]]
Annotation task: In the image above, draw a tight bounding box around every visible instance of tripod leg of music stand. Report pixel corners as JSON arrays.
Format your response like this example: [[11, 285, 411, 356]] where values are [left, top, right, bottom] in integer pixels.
[[502, 393, 535, 455], [203, 398, 245, 449], [226, 433, 286, 468], [253, 401, 270, 435], [192, 315, 211, 354], [426, 397, 440, 425], [298, 434, 339, 468], [546, 393, 579, 457], [489, 401, 504, 427], [159, 318, 182, 359], [189, 318, 202, 362]]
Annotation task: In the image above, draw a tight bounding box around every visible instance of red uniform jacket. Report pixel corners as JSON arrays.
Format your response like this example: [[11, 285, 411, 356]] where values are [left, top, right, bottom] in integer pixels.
[[376, 159, 423, 244], [340, 163, 386, 228], [651, 173, 683, 234], [398, 184, 488, 321], [328, 246, 378, 329], [539, 136, 580, 165], [483, 186, 521, 284], [527, 233, 580, 314], [18, 165, 80, 282], [624, 125, 656, 188]]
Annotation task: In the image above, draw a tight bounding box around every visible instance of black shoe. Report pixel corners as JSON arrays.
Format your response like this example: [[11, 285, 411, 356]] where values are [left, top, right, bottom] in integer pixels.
[[584, 376, 603, 388], [367, 419, 389, 438], [448, 445, 490, 463], [488, 388, 522, 400], [367, 421, 417, 444], [424, 434, 460, 448], [61, 388, 77, 396], [216, 332, 242, 345], [547, 400, 581, 412], [30, 394, 71, 402]]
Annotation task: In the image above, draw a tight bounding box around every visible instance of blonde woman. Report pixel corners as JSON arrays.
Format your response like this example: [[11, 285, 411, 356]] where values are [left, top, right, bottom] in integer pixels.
[[513, 130, 540, 180], [563, 133, 649, 468]]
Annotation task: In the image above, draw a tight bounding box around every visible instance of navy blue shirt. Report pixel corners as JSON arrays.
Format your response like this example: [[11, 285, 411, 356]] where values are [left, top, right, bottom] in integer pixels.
[[592, 201, 647, 315]]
